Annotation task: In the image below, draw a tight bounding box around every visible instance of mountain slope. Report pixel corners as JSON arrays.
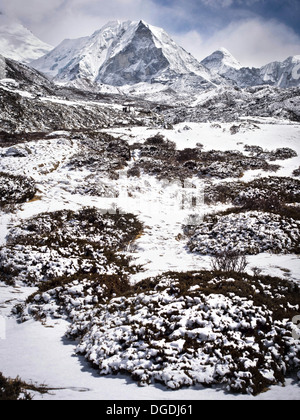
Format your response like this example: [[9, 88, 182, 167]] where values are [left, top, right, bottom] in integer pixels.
[[0, 54, 55, 93], [201, 48, 300, 88], [260, 55, 300, 88], [31, 20, 221, 89], [0, 13, 53, 63]]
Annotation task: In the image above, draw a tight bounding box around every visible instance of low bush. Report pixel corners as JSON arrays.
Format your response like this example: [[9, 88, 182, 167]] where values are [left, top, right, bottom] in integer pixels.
[[244, 145, 297, 161], [129, 134, 283, 182], [0, 373, 32, 400], [187, 210, 300, 255], [293, 166, 300, 177], [0, 207, 143, 286], [64, 271, 300, 395], [0, 372, 49, 400], [205, 177, 300, 205], [66, 134, 131, 178], [210, 249, 248, 273], [0, 172, 36, 207]]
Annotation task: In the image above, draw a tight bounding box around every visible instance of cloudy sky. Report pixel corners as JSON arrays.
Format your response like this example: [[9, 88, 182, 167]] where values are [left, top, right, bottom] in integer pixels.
[[1, 0, 300, 67]]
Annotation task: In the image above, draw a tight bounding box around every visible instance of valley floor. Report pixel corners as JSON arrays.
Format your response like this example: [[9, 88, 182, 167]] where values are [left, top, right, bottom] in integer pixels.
[[0, 121, 299, 400]]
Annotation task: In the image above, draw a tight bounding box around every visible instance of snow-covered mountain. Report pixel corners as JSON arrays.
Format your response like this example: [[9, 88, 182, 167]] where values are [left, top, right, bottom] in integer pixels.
[[0, 13, 53, 63], [260, 55, 300, 88], [201, 48, 300, 88], [1, 13, 298, 102], [200, 48, 261, 88], [1, 17, 300, 402], [200, 47, 242, 75], [31, 20, 222, 90]]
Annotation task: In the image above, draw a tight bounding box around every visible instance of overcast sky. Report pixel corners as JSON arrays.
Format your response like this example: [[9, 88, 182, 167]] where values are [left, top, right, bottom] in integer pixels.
[[1, 0, 300, 67]]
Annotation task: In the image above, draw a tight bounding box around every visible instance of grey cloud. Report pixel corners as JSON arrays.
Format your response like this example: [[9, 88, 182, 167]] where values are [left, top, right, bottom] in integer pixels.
[[176, 17, 300, 67]]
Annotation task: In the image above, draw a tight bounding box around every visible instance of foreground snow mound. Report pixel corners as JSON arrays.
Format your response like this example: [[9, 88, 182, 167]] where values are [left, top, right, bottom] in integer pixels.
[[188, 211, 300, 255], [65, 272, 300, 395]]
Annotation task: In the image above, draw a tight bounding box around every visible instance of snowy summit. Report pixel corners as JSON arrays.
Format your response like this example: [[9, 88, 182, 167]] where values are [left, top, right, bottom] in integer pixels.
[[200, 47, 242, 74], [0, 13, 53, 63]]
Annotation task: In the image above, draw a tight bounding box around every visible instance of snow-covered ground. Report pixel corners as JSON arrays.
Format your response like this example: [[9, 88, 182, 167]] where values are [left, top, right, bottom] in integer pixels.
[[0, 121, 299, 399], [0, 303, 299, 400]]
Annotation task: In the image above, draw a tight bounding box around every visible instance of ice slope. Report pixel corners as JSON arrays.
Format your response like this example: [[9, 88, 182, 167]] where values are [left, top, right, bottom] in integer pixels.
[[31, 20, 220, 88], [0, 13, 53, 63]]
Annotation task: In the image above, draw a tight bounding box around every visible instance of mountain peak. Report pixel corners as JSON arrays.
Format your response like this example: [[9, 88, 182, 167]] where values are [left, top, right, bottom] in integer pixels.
[[0, 14, 53, 63], [217, 47, 234, 55], [201, 48, 242, 74], [138, 19, 147, 26], [31, 19, 218, 88]]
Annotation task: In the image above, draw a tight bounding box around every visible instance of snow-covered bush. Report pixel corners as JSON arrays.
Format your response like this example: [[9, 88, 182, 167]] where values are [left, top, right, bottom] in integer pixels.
[[60, 271, 299, 395], [205, 177, 300, 205], [24, 272, 131, 323], [131, 138, 280, 181], [66, 178, 120, 198], [66, 134, 131, 179], [0, 208, 142, 285], [0, 172, 36, 207], [293, 167, 300, 177], [187, 211, 300, 255], [244, 145, 297, 161]]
